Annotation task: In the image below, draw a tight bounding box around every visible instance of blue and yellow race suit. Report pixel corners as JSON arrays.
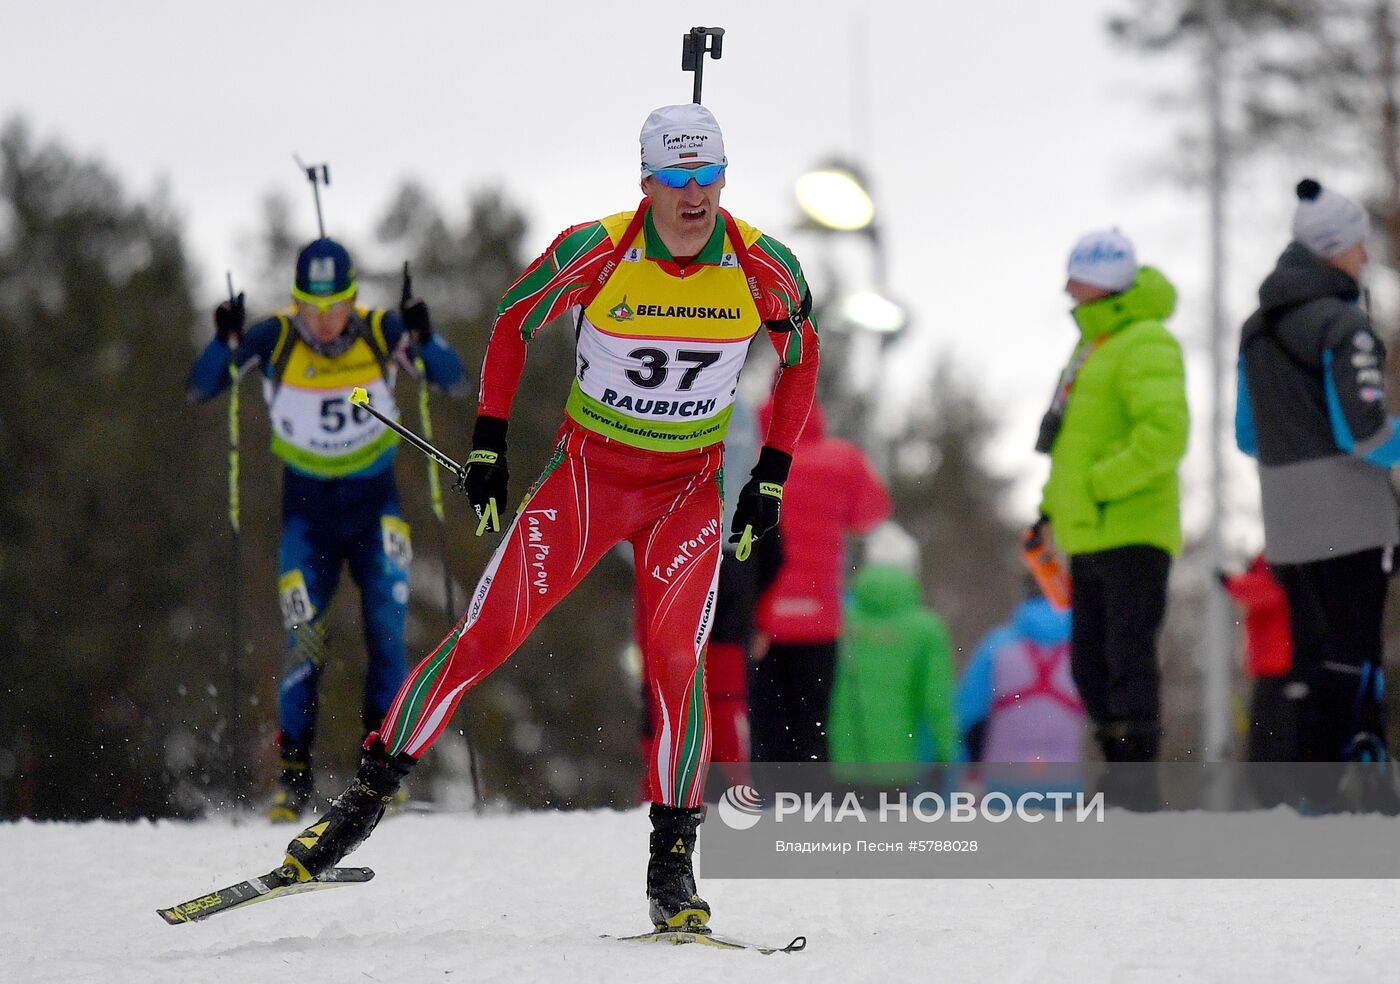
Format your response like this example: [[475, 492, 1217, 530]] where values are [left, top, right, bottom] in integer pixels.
[[188, 306, 469, 766]]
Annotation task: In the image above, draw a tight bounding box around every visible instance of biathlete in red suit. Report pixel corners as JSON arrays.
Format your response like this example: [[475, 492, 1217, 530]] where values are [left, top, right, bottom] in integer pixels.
[[283, 103, 819, 931]]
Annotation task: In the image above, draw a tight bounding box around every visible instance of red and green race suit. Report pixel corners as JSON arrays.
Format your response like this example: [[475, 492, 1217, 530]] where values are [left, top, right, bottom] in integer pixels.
[[375, 200, 819, 807]]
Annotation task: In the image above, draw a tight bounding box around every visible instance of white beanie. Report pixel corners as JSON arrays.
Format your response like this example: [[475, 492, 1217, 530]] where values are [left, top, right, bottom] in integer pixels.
[[639, 104, 725, 170], [1066, 229, 1138, 293], [863, 521, 921, 577], [1292, 179, 1369, 258]]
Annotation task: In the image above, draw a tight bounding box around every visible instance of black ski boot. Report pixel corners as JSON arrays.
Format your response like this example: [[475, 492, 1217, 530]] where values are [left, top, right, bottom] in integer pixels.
[[1095, 721, 1163, 812], [268, 759, 315, 824], [646, 803, 709, 930], [283, 743, 414, 882]]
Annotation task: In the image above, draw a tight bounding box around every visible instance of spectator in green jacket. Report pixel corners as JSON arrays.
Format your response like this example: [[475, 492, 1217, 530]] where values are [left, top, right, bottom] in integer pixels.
[[828, 526, 958, 788], [1035, 229, 1189, 765]]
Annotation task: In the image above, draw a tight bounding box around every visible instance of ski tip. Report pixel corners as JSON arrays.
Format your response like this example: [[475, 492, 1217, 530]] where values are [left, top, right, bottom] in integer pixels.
[[349, 387, 370, 407], [156, 907, 189, 926], [786, 936, 807, 952]]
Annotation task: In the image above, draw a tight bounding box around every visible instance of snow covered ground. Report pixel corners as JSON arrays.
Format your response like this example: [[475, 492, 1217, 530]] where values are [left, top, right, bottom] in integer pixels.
[[5, 807, 1400, 983]]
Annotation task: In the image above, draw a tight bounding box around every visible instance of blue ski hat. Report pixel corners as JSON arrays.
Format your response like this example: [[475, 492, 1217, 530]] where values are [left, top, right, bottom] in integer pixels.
[[293, 238, 357, 307]]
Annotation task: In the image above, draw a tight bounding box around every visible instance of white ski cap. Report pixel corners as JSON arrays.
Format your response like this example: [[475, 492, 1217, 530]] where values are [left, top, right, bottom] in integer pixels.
[[1292, 178, 1369, 258], [640, 104, 726, 170], [1066, 228, 1138, 293], [863, 520, 921, 577]]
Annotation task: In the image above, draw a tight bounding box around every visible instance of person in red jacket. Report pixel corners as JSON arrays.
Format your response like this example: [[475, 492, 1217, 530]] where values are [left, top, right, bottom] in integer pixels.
[[749, 398, 891, 762], [1220, 554, 1298, 764]]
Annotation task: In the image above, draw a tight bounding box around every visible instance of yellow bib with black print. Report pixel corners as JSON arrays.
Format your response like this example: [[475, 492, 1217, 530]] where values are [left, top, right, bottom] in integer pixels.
[[264, 309, 401, 477], [565, 213, 762, 452]]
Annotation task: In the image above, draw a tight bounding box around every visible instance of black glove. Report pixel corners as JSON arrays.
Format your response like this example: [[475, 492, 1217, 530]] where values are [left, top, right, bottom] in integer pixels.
[[215, 292, 245, 345], [401, 297, 432, 348], [729, 446, 792, 561], [456, 416, 509, 534]]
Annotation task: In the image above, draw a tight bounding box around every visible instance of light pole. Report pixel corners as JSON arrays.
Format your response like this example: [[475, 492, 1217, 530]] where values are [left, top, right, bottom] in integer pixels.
[[1203, 0, 1233, 772], [794, 162, 906, 477]]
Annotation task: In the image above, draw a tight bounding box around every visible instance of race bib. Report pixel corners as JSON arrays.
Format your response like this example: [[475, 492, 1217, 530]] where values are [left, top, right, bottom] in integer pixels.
[[278, 569, 316, 629], [381, 516, 412, 570]]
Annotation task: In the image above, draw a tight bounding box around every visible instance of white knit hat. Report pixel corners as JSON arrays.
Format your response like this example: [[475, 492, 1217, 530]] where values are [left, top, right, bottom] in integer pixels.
[[639, 104, 725, 170], [1066, 229, 1137, 293], [863, 521, 921, 577], [1292, 179, 1369, 258]]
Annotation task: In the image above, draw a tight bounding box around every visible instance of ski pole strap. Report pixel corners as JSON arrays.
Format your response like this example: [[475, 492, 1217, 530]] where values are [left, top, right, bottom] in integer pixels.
[[227, 361, 240, 533], [475, 498, 500, 536], [736, 525, 755, 562]]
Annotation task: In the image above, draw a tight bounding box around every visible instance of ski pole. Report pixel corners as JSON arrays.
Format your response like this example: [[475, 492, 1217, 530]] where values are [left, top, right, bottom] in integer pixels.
[[225, 271, 246, 800], [349, 387, 501, 537], [400, 264, 461, 617], [293, 155, 331, 238], [681, 26, 725, 103], [348, 386, 463, 476], [402, 263, 450, 550]]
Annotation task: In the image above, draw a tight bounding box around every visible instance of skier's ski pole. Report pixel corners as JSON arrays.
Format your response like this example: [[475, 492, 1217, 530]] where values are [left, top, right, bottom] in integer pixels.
[[225, 271, 246, 799], [348, 386, 462, 476], [402, 264, 450, 543], [293, 155, 331, 238], [681, 26, 724, 103]]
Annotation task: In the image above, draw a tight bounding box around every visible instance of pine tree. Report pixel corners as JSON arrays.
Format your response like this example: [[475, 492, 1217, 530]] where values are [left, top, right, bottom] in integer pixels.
[[0, 120, 220, 818]]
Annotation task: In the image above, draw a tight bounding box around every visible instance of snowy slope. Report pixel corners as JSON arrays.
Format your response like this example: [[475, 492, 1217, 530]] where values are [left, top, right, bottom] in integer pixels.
[[4, 808, 1400, 983]]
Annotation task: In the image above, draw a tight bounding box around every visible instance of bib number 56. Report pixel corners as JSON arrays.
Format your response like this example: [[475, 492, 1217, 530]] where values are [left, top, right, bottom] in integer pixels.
[[320, 396, 372, 433]]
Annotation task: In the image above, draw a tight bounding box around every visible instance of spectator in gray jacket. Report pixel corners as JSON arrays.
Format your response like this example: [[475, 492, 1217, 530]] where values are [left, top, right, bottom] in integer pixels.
[[1236, 178, 1400, 764]]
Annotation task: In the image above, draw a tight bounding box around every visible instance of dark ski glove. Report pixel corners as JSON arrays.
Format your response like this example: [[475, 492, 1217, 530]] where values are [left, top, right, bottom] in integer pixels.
[[729, 446, 792, 561], [457, 416, 509, 534], [215, 292, 245, 345], [401, 297, 432, 348]]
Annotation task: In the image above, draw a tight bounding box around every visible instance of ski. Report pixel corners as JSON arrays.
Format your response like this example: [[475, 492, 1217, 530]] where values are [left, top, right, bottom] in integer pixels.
[[157, 865, 374, 925], [605, 927, 806, 954]]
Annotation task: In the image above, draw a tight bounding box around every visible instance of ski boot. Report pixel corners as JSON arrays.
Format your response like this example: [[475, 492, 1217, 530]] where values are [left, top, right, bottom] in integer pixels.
[[283, 742, 414, 882], [1094, 721, 1163, 812], [267, 760, 316, 824], [1339, 732, 1400, 815], [646, 803, 710, 930]]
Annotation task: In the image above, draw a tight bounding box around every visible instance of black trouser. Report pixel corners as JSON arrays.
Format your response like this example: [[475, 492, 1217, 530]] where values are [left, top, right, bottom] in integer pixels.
[[748, 640, 838, 763], [1246, 676, 1300, 763], [1069, 545, 1172, 761], [1271, 547, 1390, 762], [1245, 675, 1302, 808]]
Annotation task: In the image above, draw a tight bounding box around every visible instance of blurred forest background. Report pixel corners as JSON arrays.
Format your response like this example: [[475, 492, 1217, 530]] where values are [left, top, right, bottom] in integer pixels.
[[10, 0, 1400, 818]]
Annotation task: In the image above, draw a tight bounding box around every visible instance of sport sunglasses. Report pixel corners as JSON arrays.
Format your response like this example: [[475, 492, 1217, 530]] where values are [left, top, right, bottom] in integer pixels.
[[644, 160, 728, 189], [292, 282, 357, 311]]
